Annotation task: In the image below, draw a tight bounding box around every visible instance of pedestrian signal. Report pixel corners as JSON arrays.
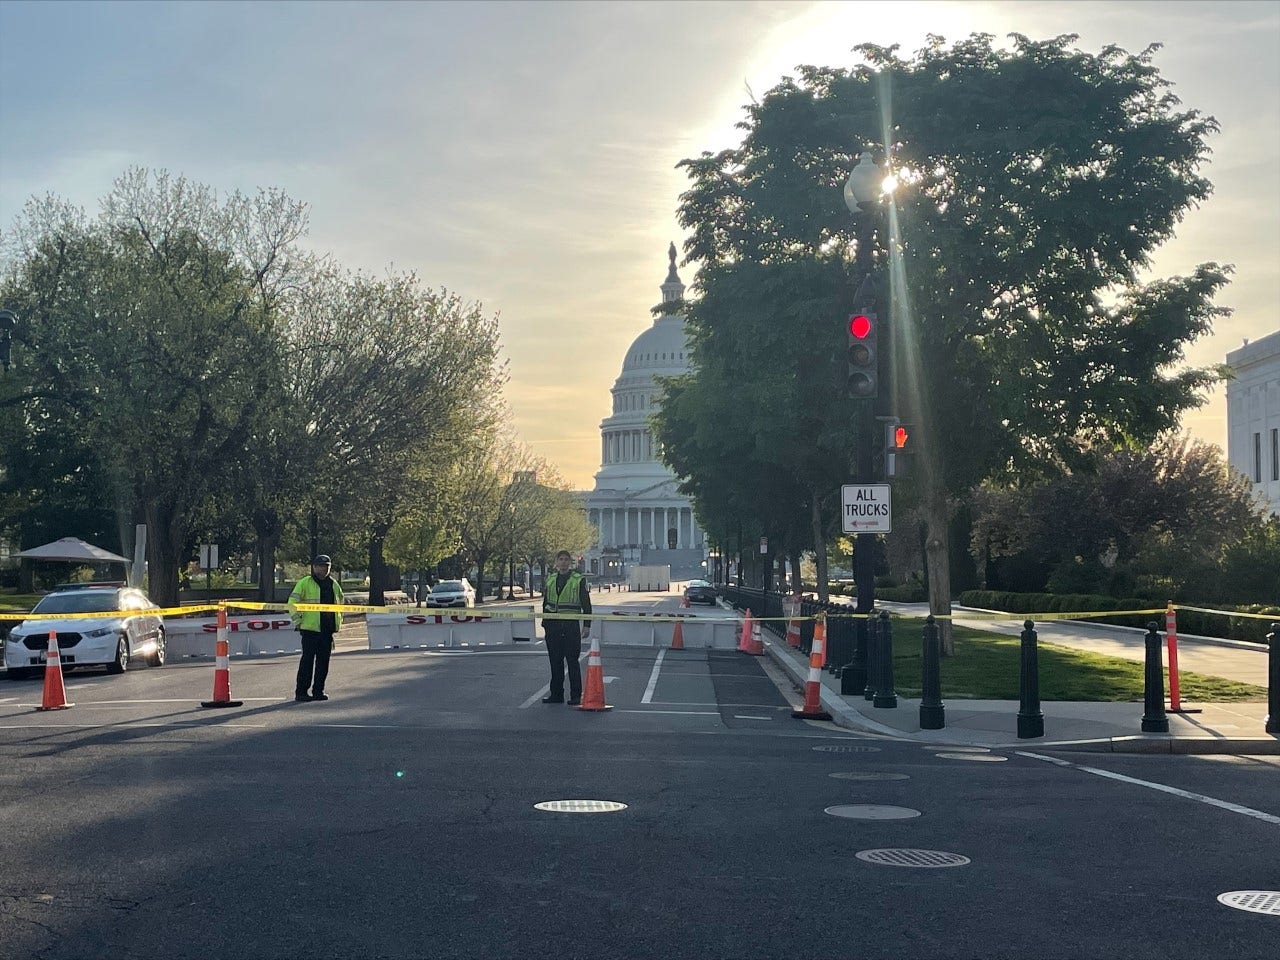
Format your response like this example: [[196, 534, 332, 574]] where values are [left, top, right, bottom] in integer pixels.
[[846, 313, 878, 399]]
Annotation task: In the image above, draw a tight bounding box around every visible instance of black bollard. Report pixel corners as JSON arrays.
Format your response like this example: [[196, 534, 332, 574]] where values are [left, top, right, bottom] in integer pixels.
[[863, 612, 878, 701], [1141, 622, 1170, 734], [1266, 623, 1278, 735], [873, 611, 898, 708], [1017, 620, 1045, 739], [827, 603, 844, 675], [842, 615, 868, 695], [919, 615, 945, 729]]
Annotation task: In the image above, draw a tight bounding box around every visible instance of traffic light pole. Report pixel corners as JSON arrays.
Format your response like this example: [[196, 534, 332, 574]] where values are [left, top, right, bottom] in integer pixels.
[[842, 398, 874, 695]]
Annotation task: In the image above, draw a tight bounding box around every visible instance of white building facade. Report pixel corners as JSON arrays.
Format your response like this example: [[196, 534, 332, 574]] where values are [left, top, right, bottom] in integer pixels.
[[579, 245, 708, 581], [1226, 329, 1280, 515]]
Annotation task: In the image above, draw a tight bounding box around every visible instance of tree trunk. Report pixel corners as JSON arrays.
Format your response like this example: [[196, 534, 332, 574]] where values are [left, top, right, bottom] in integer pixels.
[[254, 510, 282, 604], [144, 497, 185, 609], [475, 551, 488, 602], [789, 547, 802, 595], [811, 490, 829, 602], [369, 529, 387, 606], [922, 485, 954, 656]]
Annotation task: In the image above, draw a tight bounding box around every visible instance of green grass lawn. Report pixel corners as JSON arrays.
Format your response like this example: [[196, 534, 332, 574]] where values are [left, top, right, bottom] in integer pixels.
[[0, 593, 43, 612], [884, 618, 1267, 702]]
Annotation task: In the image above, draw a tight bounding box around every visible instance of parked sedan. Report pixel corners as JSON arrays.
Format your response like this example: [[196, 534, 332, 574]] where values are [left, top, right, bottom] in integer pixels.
[[425, 579, 476, 608], [682, 580, 718, 605], [4, 586, 166, 679]]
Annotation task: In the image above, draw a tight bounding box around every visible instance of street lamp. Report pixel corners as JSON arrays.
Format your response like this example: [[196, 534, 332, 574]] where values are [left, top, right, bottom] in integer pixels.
[[0, 309, 16, 373], [841, 148, 889, 696]]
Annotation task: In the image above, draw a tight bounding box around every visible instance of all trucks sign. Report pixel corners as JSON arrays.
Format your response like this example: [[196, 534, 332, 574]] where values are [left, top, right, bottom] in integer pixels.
[[841, 484, 892, 533]]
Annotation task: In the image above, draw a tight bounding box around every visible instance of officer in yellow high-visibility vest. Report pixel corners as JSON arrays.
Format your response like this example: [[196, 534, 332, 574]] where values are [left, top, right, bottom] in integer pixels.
[[540, 549, 592, 705]]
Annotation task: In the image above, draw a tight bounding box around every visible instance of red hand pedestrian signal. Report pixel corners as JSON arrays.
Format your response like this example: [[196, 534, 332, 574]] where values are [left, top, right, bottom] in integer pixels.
[[894, 426, 908, 449], [845, 314, 878, 399]]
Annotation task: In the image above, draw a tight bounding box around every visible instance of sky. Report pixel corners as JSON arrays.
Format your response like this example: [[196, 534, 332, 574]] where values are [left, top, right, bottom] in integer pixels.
[[1, 0, 1276, 490]]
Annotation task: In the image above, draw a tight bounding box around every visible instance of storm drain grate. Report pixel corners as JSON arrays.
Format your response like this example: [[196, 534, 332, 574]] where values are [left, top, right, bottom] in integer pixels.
[[813, 744, 882, 753], [935, 752, 1008, 762], [1217, 891, 1280, 916], [856, 848, 970, 868], [829, 772, 910, 781], [534, 800, 628, 814]]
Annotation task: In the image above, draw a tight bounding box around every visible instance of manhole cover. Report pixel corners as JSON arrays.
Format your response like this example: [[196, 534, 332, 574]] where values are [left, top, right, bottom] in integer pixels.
[[812, 744, 882, 753], [935, 753, 1008, 762], [1217, 891, 1280, 916], [856, 848, 970, 868], [533, 800, 628, 813], [829, 772, 910, 782], [825, 804, 920, 820]]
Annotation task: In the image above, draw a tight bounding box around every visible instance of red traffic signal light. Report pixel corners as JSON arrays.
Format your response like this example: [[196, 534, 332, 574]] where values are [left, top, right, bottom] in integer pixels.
[[894, 425, 908, 449], [846, 313, 878, 399]]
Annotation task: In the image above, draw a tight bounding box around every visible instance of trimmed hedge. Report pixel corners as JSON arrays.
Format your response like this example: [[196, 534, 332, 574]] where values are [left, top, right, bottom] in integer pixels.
[[958, 590, 1278, 645]]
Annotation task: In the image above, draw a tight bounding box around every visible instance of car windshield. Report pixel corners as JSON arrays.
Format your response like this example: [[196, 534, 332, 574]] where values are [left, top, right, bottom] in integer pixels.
[[687, 580, 711, 588], [31, 592, 120, 615], [432, 582, 465, 593]]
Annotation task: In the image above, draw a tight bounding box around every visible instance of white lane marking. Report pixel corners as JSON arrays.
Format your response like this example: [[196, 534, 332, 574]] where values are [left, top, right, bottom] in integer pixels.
[[1017, 752, 1280, 825], [641, 649, 667, 704], [0, 697, 16, 703], [604, 676, 618, 684], [0, 722, 270, 729], [618, 709, 719, 716], [55, 698, 282, 705], [520, 684, 552, 709], [733, 715, 772, 721]]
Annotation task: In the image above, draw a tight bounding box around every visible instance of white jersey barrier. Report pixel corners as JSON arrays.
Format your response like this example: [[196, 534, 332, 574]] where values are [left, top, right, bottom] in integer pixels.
[[366, 607, 537, 650], [165, 614, 302, 659], [588, 605, 739, 649]]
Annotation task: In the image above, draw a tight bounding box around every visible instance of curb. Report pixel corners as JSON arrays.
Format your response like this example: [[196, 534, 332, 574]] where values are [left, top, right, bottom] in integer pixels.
[[1028, 735, 1280, 755], [761, 632, 1278, 755]]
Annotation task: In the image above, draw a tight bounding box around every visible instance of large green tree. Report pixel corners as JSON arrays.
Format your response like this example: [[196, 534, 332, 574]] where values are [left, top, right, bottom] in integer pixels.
[[661, 34, 1228, 651], [1, 170, 307, 606]]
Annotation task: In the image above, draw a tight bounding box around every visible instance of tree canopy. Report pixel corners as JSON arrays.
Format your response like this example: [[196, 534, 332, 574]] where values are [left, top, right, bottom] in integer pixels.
[[656, 33, 1231, 647]]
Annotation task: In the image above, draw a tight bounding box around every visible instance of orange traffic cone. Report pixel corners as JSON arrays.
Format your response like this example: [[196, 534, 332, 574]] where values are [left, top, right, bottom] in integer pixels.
[[577, 635, 612, 711], [786, 596, 802, 648], [792, 613, 832, 720], [737, 609, 754, 653], [35, 631, 74, 711], [680, 595, 690, 608], [671, 620, 685, 650], [743, 618, 765, 656], [201, 602, 243, 709]]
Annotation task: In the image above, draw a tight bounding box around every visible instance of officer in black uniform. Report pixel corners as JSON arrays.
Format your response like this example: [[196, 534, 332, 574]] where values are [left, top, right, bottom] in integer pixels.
[[541, 550, 592, 705]]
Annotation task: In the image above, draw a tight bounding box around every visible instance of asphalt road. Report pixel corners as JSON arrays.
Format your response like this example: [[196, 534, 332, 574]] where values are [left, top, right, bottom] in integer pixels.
[[1, 595, 1277, 959]]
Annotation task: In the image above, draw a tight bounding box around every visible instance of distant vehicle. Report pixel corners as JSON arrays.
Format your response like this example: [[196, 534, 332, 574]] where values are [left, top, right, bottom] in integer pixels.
[[426, 579, 476, 608], [628, 564, 671, 592], [4, 586, 165, 679], [682, 580, 717, 605]]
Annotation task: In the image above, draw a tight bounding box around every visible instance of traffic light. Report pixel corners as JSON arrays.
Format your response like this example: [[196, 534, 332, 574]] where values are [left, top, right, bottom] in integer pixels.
[[885, 419, 912, 478], [846, 313, 878, 399]]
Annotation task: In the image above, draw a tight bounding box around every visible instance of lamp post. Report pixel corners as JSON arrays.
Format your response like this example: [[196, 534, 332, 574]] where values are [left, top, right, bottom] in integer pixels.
[[841, 149, 888, 695], [0, 309, 16, 373]]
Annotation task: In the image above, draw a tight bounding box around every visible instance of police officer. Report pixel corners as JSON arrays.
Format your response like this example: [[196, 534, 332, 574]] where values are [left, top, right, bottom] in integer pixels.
[[288, 554, 344, 702], [541, 550, 591, 705]]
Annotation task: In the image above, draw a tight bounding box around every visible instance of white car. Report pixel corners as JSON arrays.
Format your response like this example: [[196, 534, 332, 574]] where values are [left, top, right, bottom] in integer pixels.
[[425, 579, 476, 608], [4, 585, 166, 679]]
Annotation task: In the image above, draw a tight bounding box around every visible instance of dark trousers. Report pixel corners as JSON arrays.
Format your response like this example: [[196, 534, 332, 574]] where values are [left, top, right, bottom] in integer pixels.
[[296, 631, 333, 696], [545, 628, 582, 700]]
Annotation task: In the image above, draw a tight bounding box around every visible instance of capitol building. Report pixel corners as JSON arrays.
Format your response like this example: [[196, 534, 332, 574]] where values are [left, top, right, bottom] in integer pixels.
[[578, 245, 708, 582]]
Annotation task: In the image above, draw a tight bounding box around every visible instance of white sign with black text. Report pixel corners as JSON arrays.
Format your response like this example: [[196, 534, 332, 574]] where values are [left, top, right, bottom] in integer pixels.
[[841, 484, 892, 533]]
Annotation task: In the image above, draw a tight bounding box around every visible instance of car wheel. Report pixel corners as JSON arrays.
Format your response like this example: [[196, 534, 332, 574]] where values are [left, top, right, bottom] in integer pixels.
[[149, 628, 166, 667], [107, 637, 129, 674]]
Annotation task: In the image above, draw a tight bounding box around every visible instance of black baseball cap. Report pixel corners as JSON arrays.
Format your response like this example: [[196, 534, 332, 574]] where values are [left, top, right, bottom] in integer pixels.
[[312, 555, 332, 565]]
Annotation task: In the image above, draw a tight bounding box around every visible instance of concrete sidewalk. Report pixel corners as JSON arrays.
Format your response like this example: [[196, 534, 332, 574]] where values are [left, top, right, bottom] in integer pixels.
[[763, 632, 1278, 755]]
